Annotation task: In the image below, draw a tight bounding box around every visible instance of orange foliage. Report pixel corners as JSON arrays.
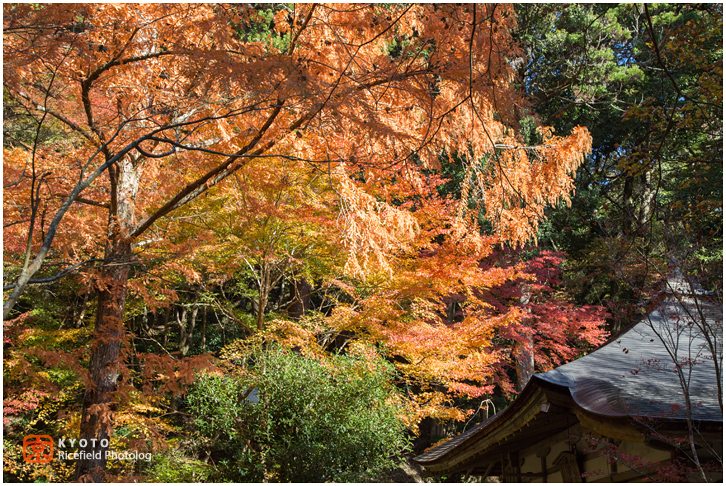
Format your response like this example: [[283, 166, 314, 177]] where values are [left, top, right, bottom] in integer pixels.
[[4, 4, 590, 292], [3, 3, 596, 470]]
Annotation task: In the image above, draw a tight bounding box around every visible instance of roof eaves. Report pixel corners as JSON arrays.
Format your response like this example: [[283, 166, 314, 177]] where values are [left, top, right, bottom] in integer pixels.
[[413, 382, 548, 470]]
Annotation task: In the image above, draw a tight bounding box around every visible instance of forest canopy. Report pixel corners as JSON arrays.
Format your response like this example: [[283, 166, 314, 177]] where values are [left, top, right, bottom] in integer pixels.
[[3, 3, 721, 482]]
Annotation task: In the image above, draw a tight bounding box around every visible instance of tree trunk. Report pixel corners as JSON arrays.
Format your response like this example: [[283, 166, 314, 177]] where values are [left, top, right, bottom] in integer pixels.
[[176, 306, 188, 354], [622, 172, 635, 235], [142, 306, 152, 337], [513, 332, 535, 392], [75, 237, 132, 481], [179, 305, 198, 356], [288, 278, 312, 320], [256, 263, 271, 331], [201, 306, 207, 353], [76, 155, 139, 481], [256, 294, 268, 331], [162, 307, 170, 346], [638, 170, 654, 232], [73, 290, 90, 329], [514, 285, 535, 392]]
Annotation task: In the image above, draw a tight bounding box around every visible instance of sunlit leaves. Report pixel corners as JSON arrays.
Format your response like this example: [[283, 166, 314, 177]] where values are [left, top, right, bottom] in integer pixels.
[[3, 5, 610, 472]]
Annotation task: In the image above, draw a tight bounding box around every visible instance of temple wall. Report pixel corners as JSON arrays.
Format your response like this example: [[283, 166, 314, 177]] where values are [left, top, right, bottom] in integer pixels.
[[516, 424, 675, 482]]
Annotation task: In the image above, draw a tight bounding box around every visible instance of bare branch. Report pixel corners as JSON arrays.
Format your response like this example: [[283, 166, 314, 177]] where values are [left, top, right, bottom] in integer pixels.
[[130, 99, 286, 238], [3, 259, 104, 290]]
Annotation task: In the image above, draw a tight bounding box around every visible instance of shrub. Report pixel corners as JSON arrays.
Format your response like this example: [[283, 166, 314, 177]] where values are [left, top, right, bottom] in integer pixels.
[[181, 346, 410, 482]]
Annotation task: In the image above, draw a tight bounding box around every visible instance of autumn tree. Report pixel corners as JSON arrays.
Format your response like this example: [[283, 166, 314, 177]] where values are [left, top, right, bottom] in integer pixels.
[[4, 4, 593, 479], [478, 248, 609, 392], [180, 155, 343, 332], [297, 170, 609, 426]]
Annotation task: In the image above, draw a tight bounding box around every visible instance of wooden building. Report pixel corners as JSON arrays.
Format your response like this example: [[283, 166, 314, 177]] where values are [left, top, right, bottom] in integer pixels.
[[414, 275, 723, 482]]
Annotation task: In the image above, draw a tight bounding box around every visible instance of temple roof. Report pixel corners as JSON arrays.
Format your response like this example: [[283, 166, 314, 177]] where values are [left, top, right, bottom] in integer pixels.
[[415, 273, 723, 468], [536, 280, 722, 421]]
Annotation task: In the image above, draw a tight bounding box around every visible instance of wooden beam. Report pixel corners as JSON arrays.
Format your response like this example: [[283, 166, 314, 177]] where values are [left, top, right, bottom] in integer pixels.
[[445, 413, 572, 475], [575, 409, 644, 443]]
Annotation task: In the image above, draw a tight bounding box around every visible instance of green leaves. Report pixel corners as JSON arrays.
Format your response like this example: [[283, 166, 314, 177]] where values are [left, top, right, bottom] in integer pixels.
[[517, 3, 722, 318], [183, 346, 409, 482], [232, 4, 292, 53]]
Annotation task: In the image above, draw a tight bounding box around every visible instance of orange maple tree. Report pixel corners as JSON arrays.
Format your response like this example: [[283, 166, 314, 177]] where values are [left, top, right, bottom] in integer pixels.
[[304, 174, 608, 424], [4, 4, 592, 479]]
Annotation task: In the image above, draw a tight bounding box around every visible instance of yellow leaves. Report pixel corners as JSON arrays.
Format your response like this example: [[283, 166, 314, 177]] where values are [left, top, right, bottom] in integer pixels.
[[333, 164, 419, 278], [21, 326, 92, 353], [409, 298, 439, 322], [220, 316, 329, 366], [404, 391, 469, 429], [3, 442, 75, 483], [251, 318, 326, 358], [128, 402, 165, 415]]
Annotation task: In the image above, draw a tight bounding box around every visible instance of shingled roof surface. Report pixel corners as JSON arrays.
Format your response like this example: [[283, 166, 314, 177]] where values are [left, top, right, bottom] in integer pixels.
[[537, 275, 722, 421]]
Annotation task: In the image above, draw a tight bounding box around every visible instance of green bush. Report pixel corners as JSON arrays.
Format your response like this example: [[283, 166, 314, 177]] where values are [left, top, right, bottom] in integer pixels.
[[180, 346, 410, 482], [149, 452, 213, 483]]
